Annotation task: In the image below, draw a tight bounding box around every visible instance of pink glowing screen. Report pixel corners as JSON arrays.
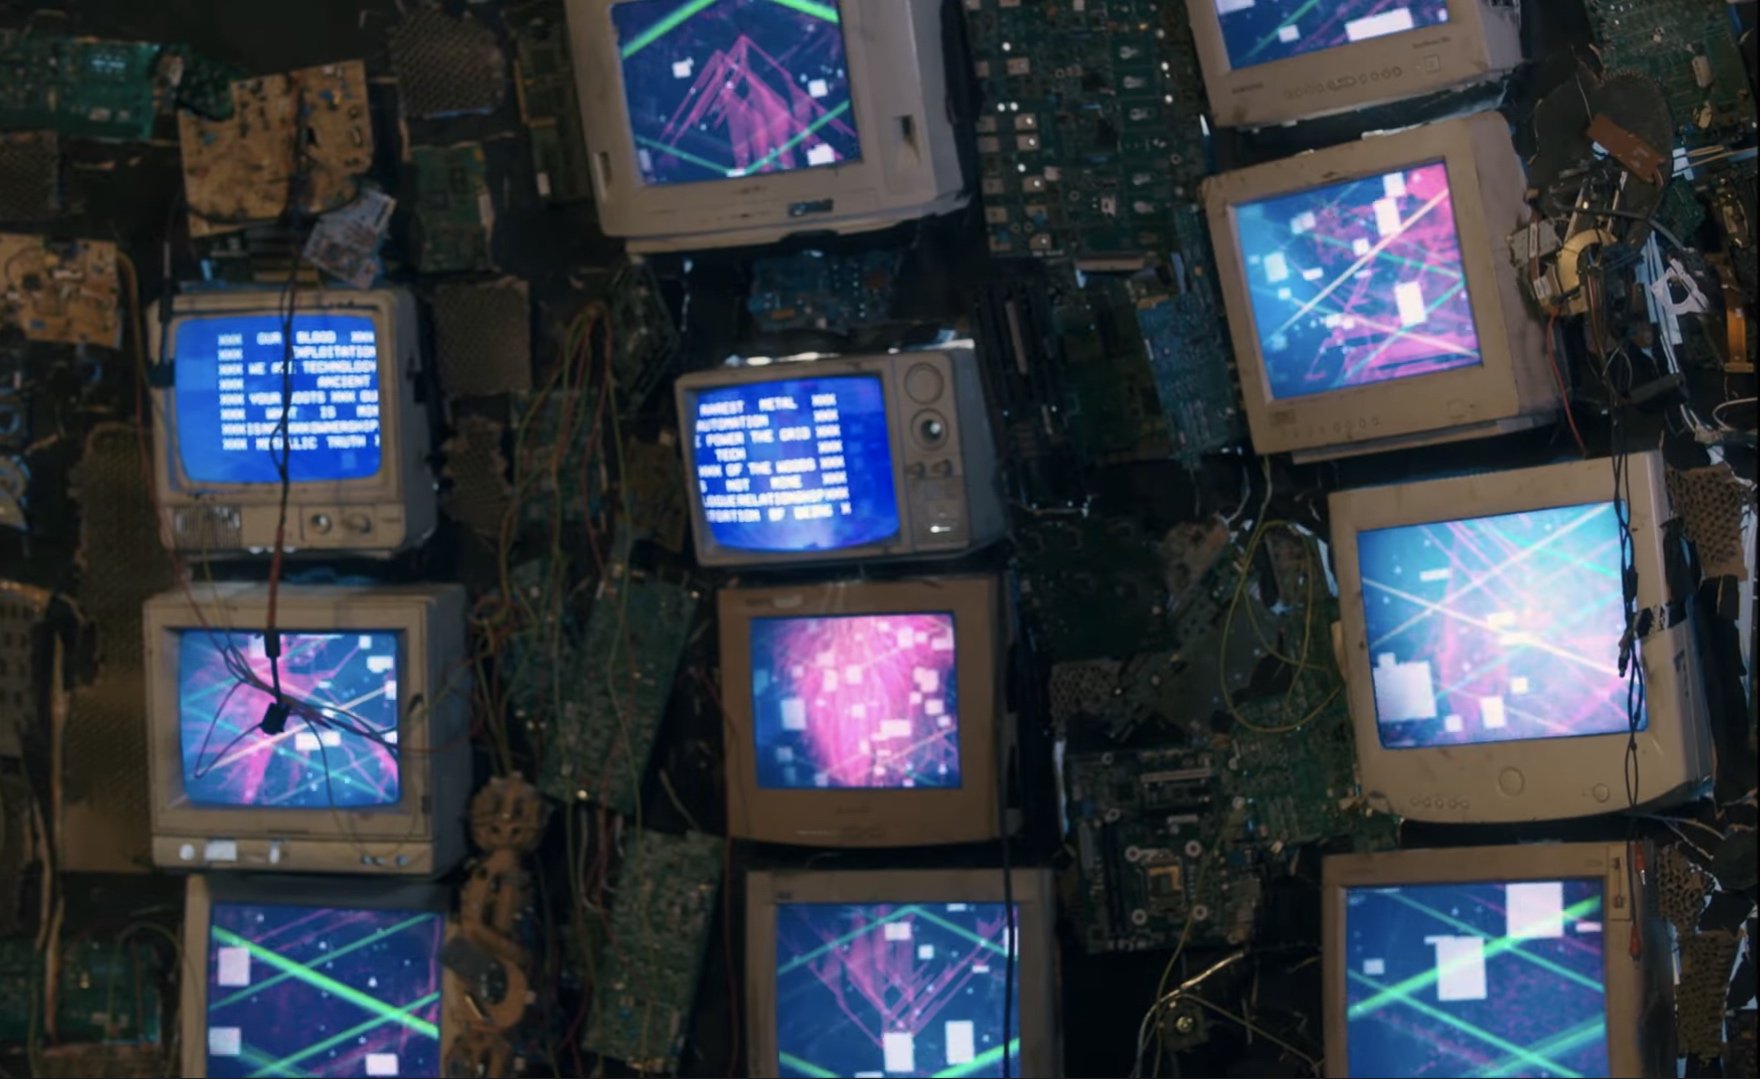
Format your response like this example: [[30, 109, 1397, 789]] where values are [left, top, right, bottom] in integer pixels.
[[749, 612, 962, 790]]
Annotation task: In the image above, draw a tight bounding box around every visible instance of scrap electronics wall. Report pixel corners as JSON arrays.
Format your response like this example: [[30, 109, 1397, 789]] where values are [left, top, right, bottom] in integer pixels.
[[0, 1, 1756, 1078]]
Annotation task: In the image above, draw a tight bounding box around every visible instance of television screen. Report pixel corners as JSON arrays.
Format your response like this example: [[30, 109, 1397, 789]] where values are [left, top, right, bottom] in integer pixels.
[[174, 313, 383, 485], [691, 374, 899, 553], [1214, 1, 1451, 70], [1355, 501, 1639, 749], [1343, 878, 1608, 1078], [749, 612, 961, 790], [774, 901, 1020, 1078], [1233, 161, 1482, 400], [204, 900, 444, 1078], [611, 0, 861, 187], [179, 628, 402, 809]]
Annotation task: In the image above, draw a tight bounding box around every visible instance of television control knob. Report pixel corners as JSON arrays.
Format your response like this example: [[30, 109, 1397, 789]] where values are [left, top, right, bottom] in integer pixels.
[[931, 460, 954, 477], [1592, 783, 1611, 803], [345, 513, 373, 533], [913, 411, 948, 449], [1497, 768, 1524, 795], [905, 364, 944, 404], [906, 463, 928, 478], [310, 513, 333, 533]]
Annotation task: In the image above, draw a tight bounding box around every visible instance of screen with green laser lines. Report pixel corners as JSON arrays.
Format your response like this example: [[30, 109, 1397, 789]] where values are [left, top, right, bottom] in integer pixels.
[[1343, 878, 1609, 1078]]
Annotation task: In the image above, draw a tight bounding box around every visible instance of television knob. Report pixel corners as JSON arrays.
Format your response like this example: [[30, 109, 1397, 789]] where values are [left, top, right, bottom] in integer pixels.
[[905, 364, 944, 404], [906, 463, 928, 478], [1497, 768, 1524, 795], [931, 460, 954, 477], [345, 513, 373, 534], [1591, 783, 1611, 803], [912, 411, 948, 449], [310, 513, 333, 533]]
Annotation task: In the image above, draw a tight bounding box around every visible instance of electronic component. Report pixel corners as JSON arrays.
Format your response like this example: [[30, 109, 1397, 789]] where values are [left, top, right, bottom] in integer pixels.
[[607, 260, 680, 411], [1323, 843, 1672, 1079], [0, 935, 164, 1045], [747, 250, 898, 337], [1586, 0, 1756, 146], [302, 188, 395, 290], [1187, 0, 1523, 128], [567, 0, 969, 251], [1141, 209, 1244, 469], [512, 12, 593, 203], [149, 287, 435, 557], [1206, 112, 1554, 461], [144, 582, 471, 875], [583, 828, 724, 1074], [746, 869, 1060, 1079], [411, 143, 495, 275], [0, 33, 162, 140], [1016, 515, 1172, 663], [0, 234, 119, 347], [388, 5, 508, 121], [1330, 452, 1713, 823], [1058, 275, 1176, 465], [531, 569, 696, 813], [675, 350, 1004, 568], [718, 576, 1006, 847]]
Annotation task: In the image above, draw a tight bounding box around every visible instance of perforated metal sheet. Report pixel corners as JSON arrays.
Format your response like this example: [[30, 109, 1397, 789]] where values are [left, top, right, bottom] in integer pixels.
[[1657, 843, 1714, 935], [1049, 659, 1122, 727], [0, 131, 58, 223], [389, 6, 507, 120], [442, 414, 512, 539], [1677, 930, 1741, 1058], [0, 581, 48, 757], [435, 279, 531, 397], [1667, 463, 1752, 581]]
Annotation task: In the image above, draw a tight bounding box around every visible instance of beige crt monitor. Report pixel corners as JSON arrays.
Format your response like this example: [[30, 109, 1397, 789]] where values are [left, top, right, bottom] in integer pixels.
[[1322, 842, 1673, 1079], [718, 575, 1008, 847], [145, 582, 471, 875], [1329, 453, 1712, 824], [1206, 112, 1553, 461], [1189, 0, 1524, 128]]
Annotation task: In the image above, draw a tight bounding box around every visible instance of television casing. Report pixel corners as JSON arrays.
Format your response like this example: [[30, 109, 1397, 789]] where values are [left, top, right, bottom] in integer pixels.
[[150, 287, 434, 558], [1189, 0, 1523, 128], [677, 349, 1005, 569], [1205, 112, 1553, 461], [1329, 452, 1712, 823], [745, 867, 1060, 1079], [180, 873, 460, 1079], [145, 581, 471, 875], [566, 0, 969, 252], [1322, 841, 1673, 1079], [718, 575, 1008, 847]]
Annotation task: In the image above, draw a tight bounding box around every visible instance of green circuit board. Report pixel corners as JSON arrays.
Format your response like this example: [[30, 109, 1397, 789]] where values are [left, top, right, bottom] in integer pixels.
[[747, 250, 899, 336], [410, 143, 493, 274], [1585, 0, 1756, 145], [583, 829, 724, 1074], [0, 33, 163, 141], [1137, 208, 1244, 470], [0, 936, 164, 1044], [512, 14, 593, 204], [1060, 275, 1176, 464]]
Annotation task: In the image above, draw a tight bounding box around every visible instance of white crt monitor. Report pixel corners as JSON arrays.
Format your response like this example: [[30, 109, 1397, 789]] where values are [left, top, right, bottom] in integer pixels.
[[676, 349, 1004, 569], [1330, 452, 1712, 823], [1323, 842, 1673, 1079], [145, 582, 471, 875], [746, 868, 1060, 1079], [151, 287, 435, 557], [1206, 112, 1553, 461], [182, 874, 458, 1079], [1189, 0, 1523, 128], [566, 0, 969, 252]]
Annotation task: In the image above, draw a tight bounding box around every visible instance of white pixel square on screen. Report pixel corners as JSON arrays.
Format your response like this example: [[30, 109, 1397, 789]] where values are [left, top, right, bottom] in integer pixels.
[[1371, 655, 1439, 722], [821, 669, 840, 693], [1264, 252, 1290, 283], [1480, 697, 1508, 729], [808, 78, 829, 98], [945, 1020, 976, 1065], [1374, 198, 1402, 237], [884, 921, 913, 941], [1426, 935, 1488, 1002], [844, 664, 864, 684], [883, 1033, 916, 1074], [671, 59, 693, 79], [366, 654, 394, 673], [365, 1054, 400, 1077], [1510, 676, 1531, 695], [1443, 714, 1464, 733], [216, 946, 252, 987], [1384, 171, 1408, 199], [925, 698, 945, 716], [918, 944, 935, 960], [209, 1027, 242, 1058], [806, 144, 837, 167], [1277, 25, 1300, 42], [780, 698, 807, 731], [930, 631, 954, 652], [1506, 881, 1566, 939], [914, 667, 940, 693], [1363, 957, 1385, 976]]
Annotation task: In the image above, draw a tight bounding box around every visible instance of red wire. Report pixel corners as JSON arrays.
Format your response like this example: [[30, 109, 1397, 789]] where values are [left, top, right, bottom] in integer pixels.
[[1546, 312, 1589, 456]]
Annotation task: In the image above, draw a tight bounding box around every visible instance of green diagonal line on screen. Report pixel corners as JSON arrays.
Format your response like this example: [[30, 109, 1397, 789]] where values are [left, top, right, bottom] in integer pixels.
[[775, 905, 921, 975], [936, 1039, 1020, 1078], [247, 991, 440, 1078], [1380, 890, 1605, 994], [906, 907, 1011, 959], [1472, 1016, 1608, 1079], [210, 927, 439, 1039], [1244, 0, 1322, 62], [619, 0, 722, 59], [1349, 971, 1585, 1078], [743, 100, 852, 174], [764, 0, 840, 21], [233, 1045, 313, 1078], [1348, 895, 1602, 1020], [633, 134, 734, 177], [211, 913, 435, 1010], [777, 1051, 838, 1078]]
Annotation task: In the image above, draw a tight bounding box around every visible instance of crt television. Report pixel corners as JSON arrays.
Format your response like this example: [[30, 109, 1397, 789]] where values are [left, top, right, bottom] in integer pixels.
[[151, 287, 435, 557], [1205, 111, 1553, 461], [1188, 0, 1523, 128], [746, 868, 1059, 1079], [676, 349, 1004, 569], [144, 582, 471, 875], [1329, 452, 1712, 823], [566, 0, 969, 252], [1322, 842, 1673, 1079], [181, 873, 457, 1079], [718, 575, 1008, 847]]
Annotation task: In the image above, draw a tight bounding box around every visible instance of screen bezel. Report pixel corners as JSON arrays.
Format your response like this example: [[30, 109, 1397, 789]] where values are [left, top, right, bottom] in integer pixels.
[[1206, 113, 1543, 458], [1321, 842, 1647, 1079], [180, 874, 454, 1079], [746, 868, 1060, 1079], [718, 576, 1005, 846], [1329, 452, 1699, 822]]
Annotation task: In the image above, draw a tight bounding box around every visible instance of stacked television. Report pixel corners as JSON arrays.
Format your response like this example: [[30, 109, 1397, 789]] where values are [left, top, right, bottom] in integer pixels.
[[144, 286, 462, 1078]]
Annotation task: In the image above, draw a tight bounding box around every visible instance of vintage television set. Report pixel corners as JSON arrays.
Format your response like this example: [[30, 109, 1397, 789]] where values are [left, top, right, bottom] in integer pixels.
[[1188, 0, 1523, 128], [746, 868, 1060, 1079], [677, 349, 1004, 569], [144, 582, 471, 875], [1322, 842, 1673, 1079], [718, 575, 1008, 846], [181, 874, 456, 1079], [1205, 111, 1553, 461], [151, 287, 434, 557], [1329, 452, 1713, 824], [566, 0, 969, 251]]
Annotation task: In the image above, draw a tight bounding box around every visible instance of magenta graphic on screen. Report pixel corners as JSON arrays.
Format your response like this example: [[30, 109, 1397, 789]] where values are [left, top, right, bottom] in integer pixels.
[[1234, 161, 1483, 399], [750, 612, 961, 789]]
